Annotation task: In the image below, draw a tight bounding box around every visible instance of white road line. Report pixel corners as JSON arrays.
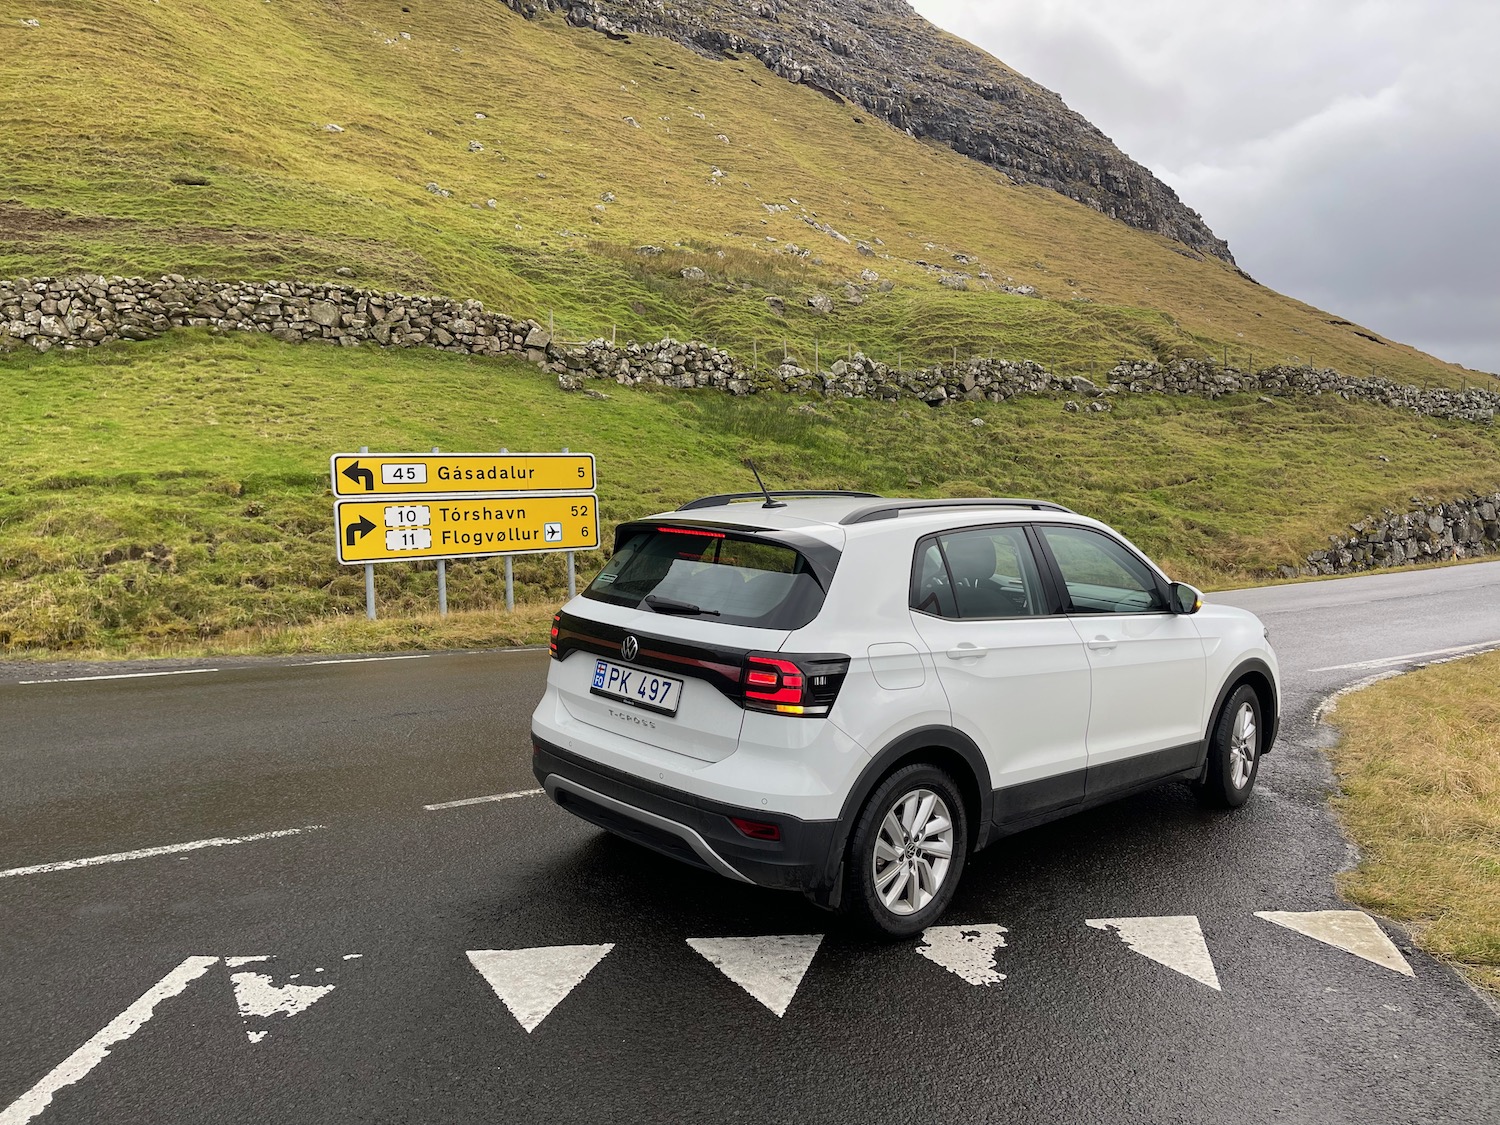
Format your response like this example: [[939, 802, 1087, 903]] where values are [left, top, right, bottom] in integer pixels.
[[423, 789, 543, 811], [1087, 915, 1222, 991], [1309, 639, 1500, 673], [292, 655, 432, 667], [0, 956, 218, 1125], [0, 826, 324, 881], [16, 668, 219, 686]]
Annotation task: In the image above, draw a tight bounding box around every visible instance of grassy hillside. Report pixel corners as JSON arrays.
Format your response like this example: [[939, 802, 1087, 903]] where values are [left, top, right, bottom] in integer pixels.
[[4, 333, 1499, 655], [0, 0, 1481, 385]]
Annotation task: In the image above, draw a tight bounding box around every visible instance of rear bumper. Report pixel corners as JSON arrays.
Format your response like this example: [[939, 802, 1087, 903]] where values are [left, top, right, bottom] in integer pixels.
[[532, 735, 843, 898]]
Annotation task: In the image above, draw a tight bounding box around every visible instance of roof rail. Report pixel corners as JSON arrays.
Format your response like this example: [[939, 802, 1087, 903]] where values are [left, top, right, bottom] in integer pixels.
[[840, 498, 1074, 526], [678, 490, 883, 511]]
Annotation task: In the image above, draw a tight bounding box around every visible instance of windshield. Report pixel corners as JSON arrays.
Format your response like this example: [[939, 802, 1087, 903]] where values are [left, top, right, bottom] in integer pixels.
[[584, 527, 829, 629]]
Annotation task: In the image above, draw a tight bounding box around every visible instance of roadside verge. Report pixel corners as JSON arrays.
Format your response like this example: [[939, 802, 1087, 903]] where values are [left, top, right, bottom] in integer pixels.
[[1325, 650, 1500, 997]]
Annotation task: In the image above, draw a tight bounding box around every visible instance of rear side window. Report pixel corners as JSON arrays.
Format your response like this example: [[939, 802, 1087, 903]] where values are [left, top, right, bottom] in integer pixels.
[[1038, 525, 1167, 614], [911, 527, 1048, 620], [585, 527, 828, 629]]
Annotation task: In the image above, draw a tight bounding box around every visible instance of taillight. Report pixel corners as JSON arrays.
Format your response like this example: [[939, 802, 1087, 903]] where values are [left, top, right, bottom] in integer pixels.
[[548, 612, 561, 658], [742, 654, 849, 718]]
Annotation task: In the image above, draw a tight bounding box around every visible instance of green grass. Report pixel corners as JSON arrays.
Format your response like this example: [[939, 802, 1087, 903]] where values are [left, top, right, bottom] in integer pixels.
[[0, 0, 1487, 385], [4, 332, 1500, 655], [1329, 651, 1500, 995]]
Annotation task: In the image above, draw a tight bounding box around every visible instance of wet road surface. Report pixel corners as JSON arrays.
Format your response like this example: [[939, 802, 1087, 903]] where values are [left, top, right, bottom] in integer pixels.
[[3, 564, 1499, 1124]]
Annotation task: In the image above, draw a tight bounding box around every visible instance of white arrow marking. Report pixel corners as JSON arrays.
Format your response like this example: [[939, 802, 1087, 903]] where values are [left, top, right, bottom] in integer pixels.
[[466, 945, 615, 1033], [0, 956, 218, 1125], [686, 935, 823, 1017], [1086, 915, 1222, 991], [1255, 910, 1415, 976], [229, 966, 337, 1044], [916, 924, 1009, 986]]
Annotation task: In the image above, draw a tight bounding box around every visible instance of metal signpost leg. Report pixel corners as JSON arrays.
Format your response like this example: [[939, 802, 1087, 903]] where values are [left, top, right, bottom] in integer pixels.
[[501, 448, 514, 613], [563, 448, 576, 598], [360, 446, 377, 621], [432, 446, 448, 617]]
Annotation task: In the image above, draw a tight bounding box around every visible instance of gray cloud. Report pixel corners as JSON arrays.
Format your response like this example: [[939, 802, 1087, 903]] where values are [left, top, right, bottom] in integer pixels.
[[910, 0, 1500, 374]]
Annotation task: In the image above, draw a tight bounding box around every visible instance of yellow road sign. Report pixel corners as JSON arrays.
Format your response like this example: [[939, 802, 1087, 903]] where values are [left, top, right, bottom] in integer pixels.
[[335, 493, 600, 564], [330, 452, 595, 497]]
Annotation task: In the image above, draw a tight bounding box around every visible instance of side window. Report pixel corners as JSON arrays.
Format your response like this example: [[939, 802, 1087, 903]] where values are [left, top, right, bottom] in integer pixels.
[[937, 526, 1046, 620], [1038, 525, 1167, 614], [910, 540, 958, 618]]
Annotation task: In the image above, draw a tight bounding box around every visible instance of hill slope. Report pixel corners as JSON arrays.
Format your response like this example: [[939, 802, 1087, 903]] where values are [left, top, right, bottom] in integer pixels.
[[503, 0, 1233, 260], [0, 0, 1472, 385]]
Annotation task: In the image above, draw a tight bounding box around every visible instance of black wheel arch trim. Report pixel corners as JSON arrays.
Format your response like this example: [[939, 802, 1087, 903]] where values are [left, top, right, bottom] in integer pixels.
[[1207, 658, 1279, 758], [830, 726, 995, 873]]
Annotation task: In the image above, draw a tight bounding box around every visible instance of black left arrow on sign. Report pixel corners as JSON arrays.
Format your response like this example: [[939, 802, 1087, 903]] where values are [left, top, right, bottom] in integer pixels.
[[342, 460, 375, 491], [345, 516, 377, 547]]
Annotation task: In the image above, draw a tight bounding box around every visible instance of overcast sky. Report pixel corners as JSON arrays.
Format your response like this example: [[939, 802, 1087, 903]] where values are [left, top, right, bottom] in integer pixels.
[[908, 0, 1500, 375]]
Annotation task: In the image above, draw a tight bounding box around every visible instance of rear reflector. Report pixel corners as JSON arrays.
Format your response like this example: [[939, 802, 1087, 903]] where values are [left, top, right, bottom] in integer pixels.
[[730, 817, 782, 842], [548, 612, 561, 658]]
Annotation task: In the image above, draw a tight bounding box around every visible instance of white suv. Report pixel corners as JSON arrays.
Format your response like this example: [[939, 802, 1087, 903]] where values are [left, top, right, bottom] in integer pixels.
[[531, 493, 1279, 936]]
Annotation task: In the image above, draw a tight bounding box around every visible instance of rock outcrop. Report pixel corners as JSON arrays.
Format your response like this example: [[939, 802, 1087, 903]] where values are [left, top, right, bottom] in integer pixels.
[[501, 0, 1233, 262]]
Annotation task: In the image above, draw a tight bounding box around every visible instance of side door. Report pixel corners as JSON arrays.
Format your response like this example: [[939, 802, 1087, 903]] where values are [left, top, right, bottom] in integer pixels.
[[1032, 524, 1207, 793], [909, 524, 1091, 822]]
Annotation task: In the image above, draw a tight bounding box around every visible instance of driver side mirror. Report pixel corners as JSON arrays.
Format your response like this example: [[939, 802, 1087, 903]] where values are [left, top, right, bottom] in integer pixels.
[[1170, 582, 1203, 615]]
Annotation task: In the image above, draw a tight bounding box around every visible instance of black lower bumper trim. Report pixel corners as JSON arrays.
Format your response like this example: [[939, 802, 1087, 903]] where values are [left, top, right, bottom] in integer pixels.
[[532, 735, 841, 895]]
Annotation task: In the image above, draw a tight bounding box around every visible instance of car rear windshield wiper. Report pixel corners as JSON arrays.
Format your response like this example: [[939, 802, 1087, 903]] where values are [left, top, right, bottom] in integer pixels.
[[643, 594, 721, 617]]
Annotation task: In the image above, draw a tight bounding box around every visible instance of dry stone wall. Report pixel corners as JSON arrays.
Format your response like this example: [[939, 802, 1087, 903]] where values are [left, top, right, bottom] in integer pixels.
[[1299, 493, 1500, 578], [4, 274, 1496, 424], [4, 276, 1496, 427]]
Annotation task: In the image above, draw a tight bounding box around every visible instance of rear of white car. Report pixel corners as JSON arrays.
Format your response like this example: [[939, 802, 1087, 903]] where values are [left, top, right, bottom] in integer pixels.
[[530, 509, 869, 897]]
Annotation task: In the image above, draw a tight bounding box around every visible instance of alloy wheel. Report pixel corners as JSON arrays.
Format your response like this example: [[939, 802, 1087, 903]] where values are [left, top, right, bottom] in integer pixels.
[[872, 788, 955, 916]]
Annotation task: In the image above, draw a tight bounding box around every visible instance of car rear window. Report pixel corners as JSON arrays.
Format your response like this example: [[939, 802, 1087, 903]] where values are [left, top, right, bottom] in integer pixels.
[[584, 526, 829, 629]]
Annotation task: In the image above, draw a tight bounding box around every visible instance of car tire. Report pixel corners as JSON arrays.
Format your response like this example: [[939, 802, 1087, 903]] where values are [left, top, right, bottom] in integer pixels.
[[845, 764, 968, 938], [1194, 685, 1263, 809]]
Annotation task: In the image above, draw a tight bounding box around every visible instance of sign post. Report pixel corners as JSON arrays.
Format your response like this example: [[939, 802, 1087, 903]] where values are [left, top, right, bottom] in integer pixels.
[[359, 446, 376, 621], [331, 448, 599, 617]]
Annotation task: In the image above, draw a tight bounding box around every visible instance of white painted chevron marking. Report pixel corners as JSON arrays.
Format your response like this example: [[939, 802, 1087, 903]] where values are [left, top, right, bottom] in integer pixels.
[[230, 963, 337, 1044], [466, 945, 615, 1032], [686, 935, 823, 1017], [1255, 910, 1414, 976], [916, 924, 1008, 986], [1087, 915, 1222, 990]]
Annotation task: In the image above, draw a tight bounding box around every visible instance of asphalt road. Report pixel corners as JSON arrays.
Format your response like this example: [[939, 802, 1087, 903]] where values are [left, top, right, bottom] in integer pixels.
[[3, 564, 1499, 1125]]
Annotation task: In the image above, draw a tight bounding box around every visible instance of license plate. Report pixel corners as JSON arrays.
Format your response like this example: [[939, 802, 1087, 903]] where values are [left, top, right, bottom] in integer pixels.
[[590, 659, 684, 717]]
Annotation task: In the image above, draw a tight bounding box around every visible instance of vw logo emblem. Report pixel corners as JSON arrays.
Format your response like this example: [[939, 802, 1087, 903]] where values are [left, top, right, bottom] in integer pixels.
[[621, 635, 640, 662]]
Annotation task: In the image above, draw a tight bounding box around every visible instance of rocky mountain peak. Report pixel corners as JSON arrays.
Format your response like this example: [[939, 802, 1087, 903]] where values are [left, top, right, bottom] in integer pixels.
[[503, 0, 1233, 262]]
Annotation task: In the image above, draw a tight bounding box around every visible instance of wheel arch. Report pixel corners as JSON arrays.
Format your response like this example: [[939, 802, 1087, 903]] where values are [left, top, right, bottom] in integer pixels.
[[1207, 659, 1279, 757], [836, 727, 994, 861]]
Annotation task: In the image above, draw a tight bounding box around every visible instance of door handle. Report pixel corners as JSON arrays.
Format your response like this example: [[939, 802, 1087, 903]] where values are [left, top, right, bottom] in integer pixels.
[[946, 644, 989, 660], [1086, 636, 1117, 652]]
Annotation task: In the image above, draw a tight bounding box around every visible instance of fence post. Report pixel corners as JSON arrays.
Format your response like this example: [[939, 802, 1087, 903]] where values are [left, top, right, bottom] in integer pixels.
[[360, 446, 376, 621], [563, 447, 577, 599], [501, 447, 514, 613], [814, 339, 820, 373], [432, 446, 448, 617]]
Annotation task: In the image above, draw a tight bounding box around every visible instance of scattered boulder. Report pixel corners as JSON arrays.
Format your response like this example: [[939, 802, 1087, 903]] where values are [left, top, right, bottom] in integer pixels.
[[681, 267, 707, 282], [807, 293, 835, 314]]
